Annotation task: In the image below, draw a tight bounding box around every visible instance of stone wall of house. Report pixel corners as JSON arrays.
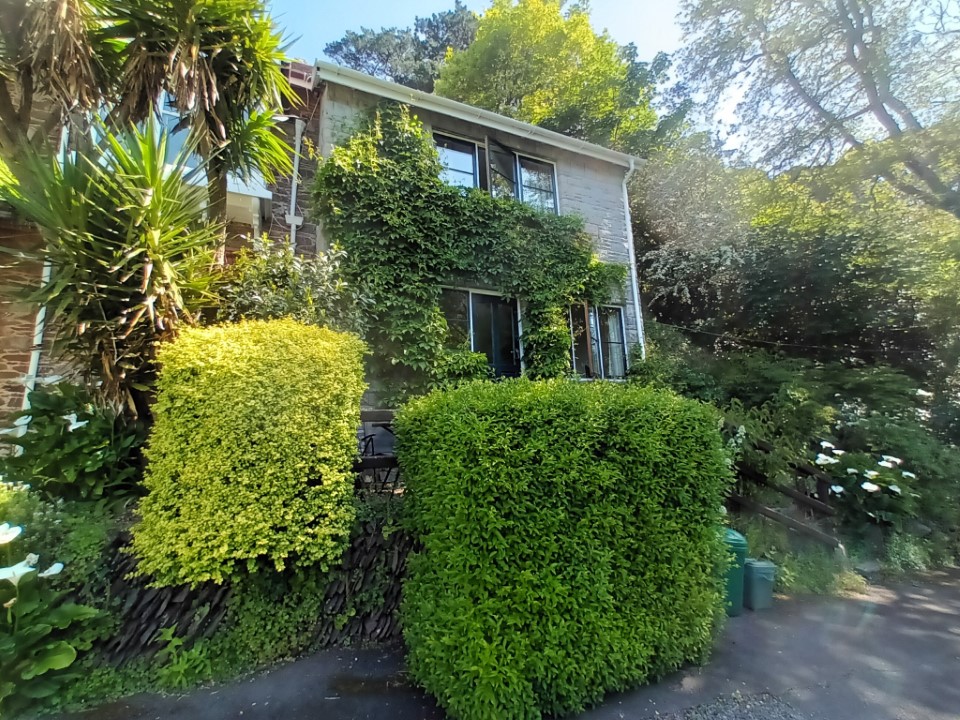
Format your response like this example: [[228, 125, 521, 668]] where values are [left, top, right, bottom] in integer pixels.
[[306, 82, 641, 346], [0, 218, 42, 423]]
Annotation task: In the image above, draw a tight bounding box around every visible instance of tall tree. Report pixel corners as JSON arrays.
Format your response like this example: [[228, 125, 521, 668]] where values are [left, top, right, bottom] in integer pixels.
[[324, 1, 478, 92], [435, 0, 658, 149], [680, 0, 960, 220]]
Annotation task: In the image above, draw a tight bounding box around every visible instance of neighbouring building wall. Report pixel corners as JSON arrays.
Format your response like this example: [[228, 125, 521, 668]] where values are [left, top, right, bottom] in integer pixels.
[[0, 218, 42, 422], [309, 82, 642, 347]]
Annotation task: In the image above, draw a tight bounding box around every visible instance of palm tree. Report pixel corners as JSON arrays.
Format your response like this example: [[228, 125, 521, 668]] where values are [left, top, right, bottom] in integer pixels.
[[105, 0, 297, 229], [1, 120, 221, 416]]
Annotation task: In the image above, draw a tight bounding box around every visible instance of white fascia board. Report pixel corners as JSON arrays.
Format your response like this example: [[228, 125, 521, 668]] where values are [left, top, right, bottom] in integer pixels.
[[313, 60, 641, 170]]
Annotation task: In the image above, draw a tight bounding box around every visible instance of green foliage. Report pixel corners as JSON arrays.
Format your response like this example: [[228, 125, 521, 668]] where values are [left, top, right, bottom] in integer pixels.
[[435, 0, 658, 149], [324, 1, 478, 91], [0, 526, 101, 717], [0, 122, 221, 414], [396, 379, 732, 720], [154, 627, 214, 690], [0, 383, 145, 503], [0, 484, 117, 605], [131, 319, 366, 586], [218, 238, 371, 334], [312, 104, 625, 397]]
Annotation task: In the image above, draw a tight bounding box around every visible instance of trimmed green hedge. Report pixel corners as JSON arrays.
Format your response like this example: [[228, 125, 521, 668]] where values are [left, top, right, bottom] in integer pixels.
[[396, 380, 731, 720], [131, 319, 366, 586]]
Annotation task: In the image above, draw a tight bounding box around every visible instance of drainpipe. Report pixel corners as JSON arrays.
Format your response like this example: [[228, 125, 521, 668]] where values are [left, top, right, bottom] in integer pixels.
[[20, 260, 52, 419], [285, 117, 306, 252], [622, 158, 646, 360]]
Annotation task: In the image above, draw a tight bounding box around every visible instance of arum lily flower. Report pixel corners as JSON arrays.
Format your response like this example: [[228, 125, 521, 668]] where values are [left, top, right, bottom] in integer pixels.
[[901, 471, 917, 480], [25, 553, 38, 566], [864, 470, 879, 479], [888, 485, 902, 495], [816, 453, 839, 465], [38, 562, 64, 578], [832, 449, 845, 456], [61, 413, 88, 432], [820, 441, 835, 449], [830, 485, 845, 495], [0, 560, 36, 587], [861, 481, 880, 493], [916, 389, 933, 398], [0, 523, 22, 545], [3, 597, 15, 609], [881, 456, 902, 465], [846, 468, 859, 475], [878, 460, 894, 469]]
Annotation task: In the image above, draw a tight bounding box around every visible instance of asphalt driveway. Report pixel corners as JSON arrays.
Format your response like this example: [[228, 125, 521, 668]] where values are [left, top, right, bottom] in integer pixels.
[[66, 568, 960, 720]]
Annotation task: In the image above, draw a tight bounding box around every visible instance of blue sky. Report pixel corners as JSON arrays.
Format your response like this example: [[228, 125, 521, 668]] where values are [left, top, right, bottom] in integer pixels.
[[267, 0, 685, 65]]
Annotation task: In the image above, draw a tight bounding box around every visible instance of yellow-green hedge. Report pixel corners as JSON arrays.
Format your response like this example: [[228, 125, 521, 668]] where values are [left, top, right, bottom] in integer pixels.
[[131, 319, 366, 586]]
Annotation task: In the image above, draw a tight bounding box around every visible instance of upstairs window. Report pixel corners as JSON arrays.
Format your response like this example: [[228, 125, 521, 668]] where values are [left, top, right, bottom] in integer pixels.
[[435, 134, 481, 189], [569, 304, 627, 379], [518, 156, 557, 213]]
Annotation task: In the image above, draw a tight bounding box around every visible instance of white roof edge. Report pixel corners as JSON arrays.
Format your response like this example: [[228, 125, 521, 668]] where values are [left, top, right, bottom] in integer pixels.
[[313, 60, 640, 169]]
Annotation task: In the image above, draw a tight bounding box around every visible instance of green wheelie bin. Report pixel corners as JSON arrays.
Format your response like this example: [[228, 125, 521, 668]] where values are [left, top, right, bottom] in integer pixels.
[[723, 528, 748, 617]]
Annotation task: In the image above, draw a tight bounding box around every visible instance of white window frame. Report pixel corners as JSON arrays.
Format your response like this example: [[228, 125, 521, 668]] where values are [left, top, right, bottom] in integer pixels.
[[440, 286, 525, 373], [569, 303, 628, 380]]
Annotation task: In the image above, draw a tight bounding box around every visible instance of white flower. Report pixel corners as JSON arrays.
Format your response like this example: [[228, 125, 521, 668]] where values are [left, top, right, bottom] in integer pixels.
[[38, 562, 64, 578], [61, 413, 88, 432], [832, 449, 846, 456], [881, 456, 902, 465], [878, 461, 894, 469], [846, 468, 859, 475], [901, 471, 917, 480], [24, 553, 38, 566], [861, 481, 880, 493], [820, 441, 835, 449], [816, 453, 839, 465], [864, 470, 879, 479], [0, 523, 23, 545], [3, 597, 15, 609], [830, 485, 845, 495], [0, 560, 36, 587], [916, 389, 933, 398], [888, 485, 902, 495]]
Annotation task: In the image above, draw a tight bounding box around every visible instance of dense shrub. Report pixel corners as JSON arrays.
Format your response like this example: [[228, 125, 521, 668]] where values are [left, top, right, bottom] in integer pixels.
[[396, 380, 732, 720], [131, 319, 366, 586], [0, 383, 145, 502]]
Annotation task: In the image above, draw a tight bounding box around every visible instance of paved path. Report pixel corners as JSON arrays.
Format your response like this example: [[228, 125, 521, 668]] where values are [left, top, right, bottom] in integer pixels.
[[69, 569, 960, 720]]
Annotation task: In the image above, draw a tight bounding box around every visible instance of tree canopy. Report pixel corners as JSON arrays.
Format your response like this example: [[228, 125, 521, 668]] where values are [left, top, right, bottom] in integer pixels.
[[680, 0, 960, 220], [323, 1, 478, 92], [435, 0, 659, 149]]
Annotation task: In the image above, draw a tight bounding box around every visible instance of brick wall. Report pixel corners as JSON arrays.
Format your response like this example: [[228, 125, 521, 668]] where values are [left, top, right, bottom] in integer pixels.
[[0, 218, 42, 422]]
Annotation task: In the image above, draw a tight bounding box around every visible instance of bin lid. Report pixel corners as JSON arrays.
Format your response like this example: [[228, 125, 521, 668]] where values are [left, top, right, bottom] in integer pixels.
[[745, 558, 777, 569], [723, 528, 749, 550]]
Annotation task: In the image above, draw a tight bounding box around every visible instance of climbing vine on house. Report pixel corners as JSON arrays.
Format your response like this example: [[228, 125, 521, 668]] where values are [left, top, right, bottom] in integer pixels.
[[312, 103, 626, 397]]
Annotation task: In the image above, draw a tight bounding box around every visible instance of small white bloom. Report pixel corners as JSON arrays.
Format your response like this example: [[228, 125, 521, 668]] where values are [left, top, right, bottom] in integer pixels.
[[846, 468, 859, 475], [832, 449, 846, 456], [901, 471, 917, 480], [24, 553, 38, 566], [3, 597, 15, 609], [13, 415, 31, 427], [916, 389, 933, 398], [0, 524, 22, 545], [830, 485, 845, 495], [878, 461, 894, 469], [816, 453, 839, 465], [881, 455, 902, 465], [38, 562, 64, 578], [0, 560, 36, 587], [861, 481, 880, 493], [820, 441, 835, 449], [864, 470, 879, 479], [61, 413, 88, 432], [888, 485, 902, 495]]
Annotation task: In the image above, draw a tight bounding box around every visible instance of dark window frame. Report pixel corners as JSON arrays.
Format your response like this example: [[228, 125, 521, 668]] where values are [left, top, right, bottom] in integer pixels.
[[568, 303, 627, 379]]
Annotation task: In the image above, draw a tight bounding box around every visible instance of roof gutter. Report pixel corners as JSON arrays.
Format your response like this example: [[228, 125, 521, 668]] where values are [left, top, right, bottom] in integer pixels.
[[312, 61, 637, 169], [622, 158, 646, 360]]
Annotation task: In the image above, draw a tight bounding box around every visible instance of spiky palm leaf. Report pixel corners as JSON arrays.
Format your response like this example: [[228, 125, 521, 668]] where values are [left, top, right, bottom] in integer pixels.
[[0, 120, 221, 414]]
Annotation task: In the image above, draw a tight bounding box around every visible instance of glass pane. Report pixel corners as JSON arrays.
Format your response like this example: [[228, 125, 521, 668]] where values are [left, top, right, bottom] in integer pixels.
[[435, 135, 477, 188], [598, 307, 626, 379], [519, 157, 556, 213], [588, 307, 603, 378], [493, 299, 519, 377], [489, 144, 517, 199], [472, 295, 493, 360], [569, 304, 593, 378], [440, 289, 470, 348]]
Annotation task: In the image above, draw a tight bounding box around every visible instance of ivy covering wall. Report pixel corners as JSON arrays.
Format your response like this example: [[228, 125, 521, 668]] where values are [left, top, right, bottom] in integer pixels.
[[312, 103, 626, 397]]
